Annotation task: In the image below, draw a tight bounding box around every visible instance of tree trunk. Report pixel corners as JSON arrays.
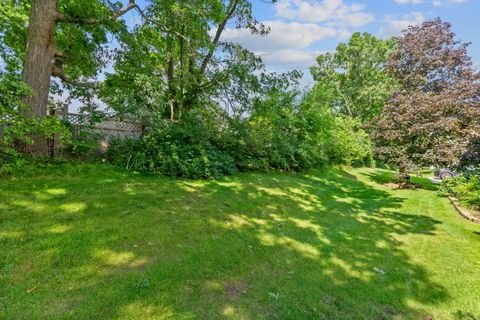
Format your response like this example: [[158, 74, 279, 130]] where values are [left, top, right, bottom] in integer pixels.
[[398, 166, 410, 183], [166, 40, 177, 122], [21, 0, 58, 154]]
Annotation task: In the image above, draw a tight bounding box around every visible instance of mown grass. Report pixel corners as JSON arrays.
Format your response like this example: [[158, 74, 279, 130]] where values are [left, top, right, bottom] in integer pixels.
[[0, 164, 479, 319]]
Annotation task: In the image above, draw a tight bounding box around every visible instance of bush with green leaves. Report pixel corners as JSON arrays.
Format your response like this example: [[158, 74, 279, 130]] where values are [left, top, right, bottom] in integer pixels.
[[438, 173, 480, 210], [1, 74, 70, 173], [63, 127, 102, 158], [107, 89, 374, 179], [0, 75, 69, 146], [218, 90, 373, 172], [324, 116, 374, 167], [224, 90, 329, 172], [107, 119, 236, 179]]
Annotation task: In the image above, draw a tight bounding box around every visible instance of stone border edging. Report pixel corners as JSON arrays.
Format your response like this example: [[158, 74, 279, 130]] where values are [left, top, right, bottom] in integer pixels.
[[447, 196, 480, 224]]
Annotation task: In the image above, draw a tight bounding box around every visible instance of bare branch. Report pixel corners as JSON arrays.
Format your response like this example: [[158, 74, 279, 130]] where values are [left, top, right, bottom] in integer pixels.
[[52, 65, 98, 89], [200, 0, 239, 74]]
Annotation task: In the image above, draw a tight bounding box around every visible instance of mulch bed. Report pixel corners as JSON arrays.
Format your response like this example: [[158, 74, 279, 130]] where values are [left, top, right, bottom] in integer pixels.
[[383, 182, 423, 189], [448, 196, 480, 224]]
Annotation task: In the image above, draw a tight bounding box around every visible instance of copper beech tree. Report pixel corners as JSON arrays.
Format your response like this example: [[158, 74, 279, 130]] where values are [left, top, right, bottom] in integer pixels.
[[371, 18, 480, 173]]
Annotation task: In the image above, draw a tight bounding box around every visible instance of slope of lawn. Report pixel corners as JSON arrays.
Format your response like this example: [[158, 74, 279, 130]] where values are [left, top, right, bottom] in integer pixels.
[[0, 164, 479, 320]]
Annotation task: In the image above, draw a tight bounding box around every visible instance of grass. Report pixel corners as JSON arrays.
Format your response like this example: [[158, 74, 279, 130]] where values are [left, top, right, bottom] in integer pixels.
[[1, 164, 479, 320]]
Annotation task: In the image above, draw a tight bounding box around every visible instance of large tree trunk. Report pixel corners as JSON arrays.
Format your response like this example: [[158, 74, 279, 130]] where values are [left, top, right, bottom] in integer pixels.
[[21, 0, 58, 154]]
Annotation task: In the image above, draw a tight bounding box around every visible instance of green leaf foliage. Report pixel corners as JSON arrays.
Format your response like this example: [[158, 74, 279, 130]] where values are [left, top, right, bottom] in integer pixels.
[[438, 173, 480, 210], [310, 32, 397, 123]]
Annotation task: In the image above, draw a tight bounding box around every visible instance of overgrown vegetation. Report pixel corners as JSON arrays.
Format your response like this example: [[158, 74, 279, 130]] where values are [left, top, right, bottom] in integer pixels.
[[439, 173, 480, 211], [0, 73, 69, 174], [107, 119, 237, 179], [106, 89, 373, 178]]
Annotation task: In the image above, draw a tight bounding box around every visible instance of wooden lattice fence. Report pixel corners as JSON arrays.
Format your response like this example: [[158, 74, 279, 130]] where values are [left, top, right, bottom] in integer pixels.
[[65, 113, 143, 139], [62, 113, 143, 152], [0, 111, 143, 156]]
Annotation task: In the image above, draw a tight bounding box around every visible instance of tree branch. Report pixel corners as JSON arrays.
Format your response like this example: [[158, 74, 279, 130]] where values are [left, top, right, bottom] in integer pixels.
[[200, 0, 239, 74], [52, 65, 98, 89], [56, 0, 136, 24], [131, 4, 188, 41]]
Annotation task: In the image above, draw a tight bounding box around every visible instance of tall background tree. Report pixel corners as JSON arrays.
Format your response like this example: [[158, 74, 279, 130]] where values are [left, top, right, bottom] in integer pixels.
[[101, 0, 272, 123], [1, 0, 275, 153], [310, 32, 397, 123], [371, 18, 480, 172]]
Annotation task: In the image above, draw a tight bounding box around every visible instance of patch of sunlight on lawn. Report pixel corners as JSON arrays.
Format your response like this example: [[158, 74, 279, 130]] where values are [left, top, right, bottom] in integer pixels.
[[222, 305, 236, 316], [45, 188, 67, 195], [119, 301, 178, 320], [329, 256, 369, 282], [256, 186, 286, 196], [46, 224, 71, 234], [179, 181, 210, 192], [58, 202, 86, 213], [93, 249, 147, 267], [288, 217, 329, 241], [14, 199, 49, 212], [258, 232, 320, 258], [0, 230, 24, 239]]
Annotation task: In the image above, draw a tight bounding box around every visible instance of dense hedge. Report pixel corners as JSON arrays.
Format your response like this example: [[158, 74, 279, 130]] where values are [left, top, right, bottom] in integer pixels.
[[107, 121, 237, 179]]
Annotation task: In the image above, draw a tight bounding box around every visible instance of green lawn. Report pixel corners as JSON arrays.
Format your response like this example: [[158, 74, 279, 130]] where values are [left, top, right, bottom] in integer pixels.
[[1, 165, 479, 320]]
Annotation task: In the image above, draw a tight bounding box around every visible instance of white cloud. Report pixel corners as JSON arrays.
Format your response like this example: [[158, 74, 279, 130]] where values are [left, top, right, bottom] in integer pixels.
[[378, 12, 425, 38], [433, 0, 468, 6], [260, 49, 326, 69], [219, 20, 340, 71], [276, 0, 375, 27], [395, 0, 424, 4], [219, 20, 340, 51]]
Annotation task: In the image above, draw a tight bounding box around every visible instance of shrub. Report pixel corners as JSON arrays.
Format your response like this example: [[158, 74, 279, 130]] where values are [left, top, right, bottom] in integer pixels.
[[324, 116, 374, 167], [216, 118, 270, 172], [1, 74, 70, 173], [63, 128, 102, 158], [107, 90, 375, 179], [219, 90, 373, 172], [107, 120, 236, 179], [438, 173, 480, 210], [0, 148, 26, 176]]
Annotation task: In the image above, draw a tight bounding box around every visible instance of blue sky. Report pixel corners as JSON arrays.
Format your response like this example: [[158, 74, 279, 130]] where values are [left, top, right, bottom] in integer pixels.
[[216, 0, 479, 84]]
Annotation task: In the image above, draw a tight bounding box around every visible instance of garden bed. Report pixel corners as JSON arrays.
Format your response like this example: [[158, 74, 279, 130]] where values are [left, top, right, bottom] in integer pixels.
[[448, 196, 480, 224], [383, 182, 423, 189]]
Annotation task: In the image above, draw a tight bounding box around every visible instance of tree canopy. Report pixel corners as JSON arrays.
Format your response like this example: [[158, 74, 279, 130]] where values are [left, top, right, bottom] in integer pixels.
[[310, 32, 397, 122], [371, 18, 480, 170]]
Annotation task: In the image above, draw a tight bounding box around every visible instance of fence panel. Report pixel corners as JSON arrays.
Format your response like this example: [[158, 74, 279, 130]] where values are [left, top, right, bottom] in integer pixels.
[[66, 113, 143, 139]]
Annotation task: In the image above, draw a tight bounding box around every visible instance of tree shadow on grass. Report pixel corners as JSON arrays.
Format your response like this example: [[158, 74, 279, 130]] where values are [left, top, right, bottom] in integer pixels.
[[0, 166, 449, 319]]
